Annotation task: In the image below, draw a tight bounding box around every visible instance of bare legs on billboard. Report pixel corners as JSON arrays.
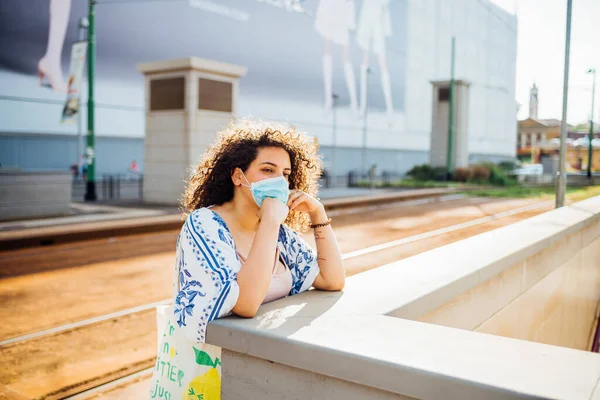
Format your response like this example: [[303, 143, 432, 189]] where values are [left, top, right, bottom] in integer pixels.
[[342, 46, 359, 115], [38, 0, 72, 92], [322, 41, 358, 114], [315, 0, 358, 115], [357, 0, 393, 122]]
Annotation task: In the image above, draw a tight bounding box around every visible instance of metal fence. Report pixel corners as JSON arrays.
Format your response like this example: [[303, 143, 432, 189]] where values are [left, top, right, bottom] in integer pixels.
[[72, 174, 143, 202], [320, 171, 406, 188], [70, 171, 405, 202]]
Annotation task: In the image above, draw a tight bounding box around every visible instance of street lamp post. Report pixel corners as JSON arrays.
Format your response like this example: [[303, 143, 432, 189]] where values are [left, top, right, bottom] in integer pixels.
[[587, 68, 596, 180], [447, 36, 456, 180], [361, 68, 371, 175], [556, 0, 572, 208], [77, 17, 89, 176], [84, 0, 97, 201], [331, 93, 339, 181]]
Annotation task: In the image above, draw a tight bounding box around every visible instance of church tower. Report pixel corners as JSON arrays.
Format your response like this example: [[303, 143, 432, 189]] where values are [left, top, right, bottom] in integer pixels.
[[529, 82, 538, 119]]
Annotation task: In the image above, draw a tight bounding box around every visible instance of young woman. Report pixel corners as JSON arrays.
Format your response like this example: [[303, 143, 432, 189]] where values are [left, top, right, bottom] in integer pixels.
[[176, 118, 344, 329], [149, 119, 345, 399]]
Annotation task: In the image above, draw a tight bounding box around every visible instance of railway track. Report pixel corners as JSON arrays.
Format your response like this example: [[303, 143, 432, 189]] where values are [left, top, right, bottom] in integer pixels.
[[0, 194, 462, 279]]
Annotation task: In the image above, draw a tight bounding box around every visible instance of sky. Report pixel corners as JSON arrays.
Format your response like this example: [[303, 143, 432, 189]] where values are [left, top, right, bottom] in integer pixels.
[[491, 0, 600, 124]]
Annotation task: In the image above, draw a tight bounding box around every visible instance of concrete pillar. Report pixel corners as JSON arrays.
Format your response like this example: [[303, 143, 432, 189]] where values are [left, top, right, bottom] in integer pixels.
[[138, 58, 247, 204], [429, 80, 471, 169]]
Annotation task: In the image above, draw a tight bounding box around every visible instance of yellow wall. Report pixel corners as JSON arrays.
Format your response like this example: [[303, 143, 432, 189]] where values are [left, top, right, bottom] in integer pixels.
[[418, 221, 600, 350], [545, 127, 561, 140], [568, 147, 600, 172]]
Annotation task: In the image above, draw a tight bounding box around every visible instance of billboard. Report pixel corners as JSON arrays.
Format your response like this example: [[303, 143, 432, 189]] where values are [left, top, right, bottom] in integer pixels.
[[61, 40, 88, 123], [0, 0, 406, 132]]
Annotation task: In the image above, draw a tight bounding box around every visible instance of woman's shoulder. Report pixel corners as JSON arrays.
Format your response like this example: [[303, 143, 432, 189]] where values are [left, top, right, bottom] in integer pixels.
[[187, 207, 213, 219], [184, 207, 235, 249], [186, 207, 227, 229]]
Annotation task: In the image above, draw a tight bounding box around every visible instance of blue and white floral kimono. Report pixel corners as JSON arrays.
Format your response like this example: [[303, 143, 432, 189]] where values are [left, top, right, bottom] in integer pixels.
[[174, 207, 320, 343], [150, 208, 320, 399]]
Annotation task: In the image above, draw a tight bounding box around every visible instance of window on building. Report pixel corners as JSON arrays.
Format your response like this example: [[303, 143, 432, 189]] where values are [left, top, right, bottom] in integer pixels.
[[536, 133, 542, 144], [150, 77, 184, 111], [438, 87, 450, 102], [526, 135, 532, 146], [198, 78, 233, 112]]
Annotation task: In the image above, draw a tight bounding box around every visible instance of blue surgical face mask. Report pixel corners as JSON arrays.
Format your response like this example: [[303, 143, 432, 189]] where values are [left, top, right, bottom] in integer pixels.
[[241, 171, 290, 207]]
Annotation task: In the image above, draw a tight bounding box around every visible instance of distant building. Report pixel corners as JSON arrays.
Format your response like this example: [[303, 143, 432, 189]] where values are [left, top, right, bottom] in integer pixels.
[[517, 118, 600, 171], [517, 119, 600, 153], [518, 81, 599, 156], [517, 118, 567, 152], [569, 123, 600, 141]]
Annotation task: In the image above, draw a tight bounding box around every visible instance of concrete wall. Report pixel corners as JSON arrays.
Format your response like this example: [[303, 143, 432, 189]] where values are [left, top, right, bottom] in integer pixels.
[[0, 171, 72, 221], [207, 196, 600, 400], [222, 350, 415, 400], [418, 221, 600, 350]]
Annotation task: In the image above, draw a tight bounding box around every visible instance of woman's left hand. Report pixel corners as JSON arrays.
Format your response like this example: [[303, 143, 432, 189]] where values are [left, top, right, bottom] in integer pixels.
[[287, 190, 324, 214]]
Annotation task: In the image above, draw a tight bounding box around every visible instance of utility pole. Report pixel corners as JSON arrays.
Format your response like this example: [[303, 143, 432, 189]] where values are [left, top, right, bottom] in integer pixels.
[[77, 17, 89, 177], [84, 0, 97, 201], [446, 36, 456, 179], [587, 68, 596, 180], [331, 93, 339, 180], [361, 68, 370, 175], [556, 0, 572, 208]]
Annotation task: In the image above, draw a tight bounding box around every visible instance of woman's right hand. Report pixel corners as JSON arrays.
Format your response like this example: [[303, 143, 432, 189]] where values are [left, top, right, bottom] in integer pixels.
[[257, 197, 289, 225]]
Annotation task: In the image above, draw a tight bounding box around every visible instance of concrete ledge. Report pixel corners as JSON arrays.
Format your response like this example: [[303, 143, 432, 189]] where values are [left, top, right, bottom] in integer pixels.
[[389, 195, 600, 320], [207, 195, 600, 399], [209, 308, 600, 399]]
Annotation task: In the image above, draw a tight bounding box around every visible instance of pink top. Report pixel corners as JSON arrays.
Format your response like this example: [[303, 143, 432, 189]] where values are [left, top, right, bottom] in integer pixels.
[[236, 248, 293, 305]]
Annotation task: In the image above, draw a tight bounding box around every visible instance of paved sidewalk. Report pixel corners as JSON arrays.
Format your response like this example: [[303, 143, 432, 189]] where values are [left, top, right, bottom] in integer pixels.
[[0, 203, 174, 232]]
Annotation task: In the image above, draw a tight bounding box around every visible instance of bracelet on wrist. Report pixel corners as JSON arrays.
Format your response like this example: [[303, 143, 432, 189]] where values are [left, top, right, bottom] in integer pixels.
[[309, 218, 332, 229]]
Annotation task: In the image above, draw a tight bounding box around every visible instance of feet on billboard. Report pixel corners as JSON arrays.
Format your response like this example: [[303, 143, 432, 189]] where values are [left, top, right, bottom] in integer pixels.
[[38, 57, 68, 92]]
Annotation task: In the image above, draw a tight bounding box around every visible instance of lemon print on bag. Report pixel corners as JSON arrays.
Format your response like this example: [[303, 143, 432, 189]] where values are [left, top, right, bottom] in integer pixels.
[[184, 347, 222, 400]]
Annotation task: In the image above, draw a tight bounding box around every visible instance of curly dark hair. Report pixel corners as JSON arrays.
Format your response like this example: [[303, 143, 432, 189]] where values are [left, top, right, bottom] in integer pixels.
[[183, 119, 323, 232]]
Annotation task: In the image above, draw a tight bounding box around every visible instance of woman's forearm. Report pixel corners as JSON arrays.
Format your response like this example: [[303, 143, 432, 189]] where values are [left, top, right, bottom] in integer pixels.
[[232, 217, 279, 317], [309, 207, 345, 291]]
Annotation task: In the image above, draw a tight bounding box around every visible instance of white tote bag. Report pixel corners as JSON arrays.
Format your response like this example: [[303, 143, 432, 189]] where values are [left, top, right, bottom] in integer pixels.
[[151, 288, 222, 399]]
